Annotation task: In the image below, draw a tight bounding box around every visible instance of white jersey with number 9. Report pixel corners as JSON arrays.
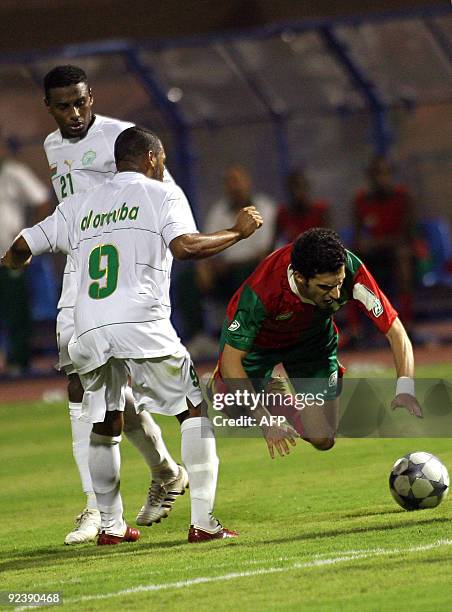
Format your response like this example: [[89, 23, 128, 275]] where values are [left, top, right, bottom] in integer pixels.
[[21, 172, 197, 374]]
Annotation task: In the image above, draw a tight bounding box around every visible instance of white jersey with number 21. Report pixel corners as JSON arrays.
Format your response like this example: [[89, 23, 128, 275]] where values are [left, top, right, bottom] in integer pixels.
[[21, 172, 197, 374], [44, 114, 174, 309]]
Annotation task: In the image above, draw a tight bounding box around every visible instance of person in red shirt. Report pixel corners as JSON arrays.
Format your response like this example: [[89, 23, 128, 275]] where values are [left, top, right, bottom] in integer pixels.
[[211, 228, 422, 459], [352, 156, 415, 325], [274, 169, 330, 247]]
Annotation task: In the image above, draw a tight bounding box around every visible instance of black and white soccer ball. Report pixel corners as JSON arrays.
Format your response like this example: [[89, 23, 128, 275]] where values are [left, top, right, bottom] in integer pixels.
[[389, 451, 449, 510]]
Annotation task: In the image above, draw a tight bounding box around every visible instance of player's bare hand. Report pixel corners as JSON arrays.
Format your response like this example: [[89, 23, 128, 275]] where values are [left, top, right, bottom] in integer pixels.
[[1, 249, 32, 269], [233, 206, 263, 239], [391, 394, 423, 418], [261, 423, 298, 459], [1, 250, 18, 269]]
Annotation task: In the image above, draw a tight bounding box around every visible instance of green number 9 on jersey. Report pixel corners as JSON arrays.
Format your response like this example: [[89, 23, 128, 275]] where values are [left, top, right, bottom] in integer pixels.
[[88, 244, 119, 299]]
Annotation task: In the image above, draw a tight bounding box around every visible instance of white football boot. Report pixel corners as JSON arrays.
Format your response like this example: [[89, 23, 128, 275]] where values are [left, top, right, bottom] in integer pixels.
[[136, 465, 189, 526], [64, 508, 101, 545]]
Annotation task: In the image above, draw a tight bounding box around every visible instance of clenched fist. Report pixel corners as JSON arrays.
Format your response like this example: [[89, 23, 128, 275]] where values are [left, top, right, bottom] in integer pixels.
[[232, 206, 264, 239]]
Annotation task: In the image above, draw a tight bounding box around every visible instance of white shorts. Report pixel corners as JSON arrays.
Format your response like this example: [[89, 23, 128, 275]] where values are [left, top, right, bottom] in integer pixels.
[[79, 351, 203, 424], [56, 307, 76, 375]]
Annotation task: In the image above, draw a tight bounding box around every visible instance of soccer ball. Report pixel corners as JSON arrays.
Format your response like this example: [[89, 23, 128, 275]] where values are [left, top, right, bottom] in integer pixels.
[[389, 451, 449, 510]]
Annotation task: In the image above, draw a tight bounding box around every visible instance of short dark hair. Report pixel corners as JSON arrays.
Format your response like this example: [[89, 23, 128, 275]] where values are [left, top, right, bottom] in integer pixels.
[[44, 65, 88, 99], [114, 126, 163, 165], [291, 228, 346, 280]]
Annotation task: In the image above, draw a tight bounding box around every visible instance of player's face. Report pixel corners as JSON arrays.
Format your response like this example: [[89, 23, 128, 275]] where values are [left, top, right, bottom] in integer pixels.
[[45, 82, 93, 139], [296, 266, 346, 312], [147, 149, 166, 181], [155, 150, 166, 181]]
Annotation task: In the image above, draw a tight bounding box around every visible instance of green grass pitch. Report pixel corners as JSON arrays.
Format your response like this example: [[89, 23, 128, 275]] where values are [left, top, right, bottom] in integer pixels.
[[1, 365, 452, 611]]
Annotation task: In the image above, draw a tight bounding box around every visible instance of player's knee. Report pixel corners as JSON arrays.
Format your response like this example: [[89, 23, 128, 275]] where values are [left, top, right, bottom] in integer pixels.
[[90, 431, 121, 446], [93, 411, 123, 437], [186, 398, 207, 418], [309, 437, 335, 451], [67, 374, 84, 403], [176, 410, 190, 425]]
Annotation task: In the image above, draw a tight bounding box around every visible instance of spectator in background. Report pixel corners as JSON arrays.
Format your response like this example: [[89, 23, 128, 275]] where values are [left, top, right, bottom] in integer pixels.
[[351, 156, 415, 335], [177, 165, 276, 357], [274, 169, 331, 248], [200, 165, 276, 289], [0, 144, 51, 374]]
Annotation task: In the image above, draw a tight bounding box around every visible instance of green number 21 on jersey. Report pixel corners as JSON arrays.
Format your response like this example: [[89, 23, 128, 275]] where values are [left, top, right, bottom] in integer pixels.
[[60, 172, 74, 199], [88, 244, 119, 299]]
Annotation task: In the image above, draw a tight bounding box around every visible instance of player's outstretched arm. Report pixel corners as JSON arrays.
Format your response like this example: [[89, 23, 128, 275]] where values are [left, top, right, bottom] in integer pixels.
[[386, 317, 423, 418], [1, 236, 32, 270], [221, 343, 298, 458], [170, 206, 263, 260]]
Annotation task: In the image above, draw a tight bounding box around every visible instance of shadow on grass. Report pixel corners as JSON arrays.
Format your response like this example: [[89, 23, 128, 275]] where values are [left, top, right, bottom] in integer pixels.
[[337, 508, 402, 519], [0, 538, 185, 574], [248, 516, 451, 548], [2, 516, 449, 575]]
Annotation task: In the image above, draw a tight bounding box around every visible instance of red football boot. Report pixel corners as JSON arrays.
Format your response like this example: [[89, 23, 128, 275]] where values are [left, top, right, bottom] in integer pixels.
[[188, 525, 238, 543], [97, 525, 141, 545]]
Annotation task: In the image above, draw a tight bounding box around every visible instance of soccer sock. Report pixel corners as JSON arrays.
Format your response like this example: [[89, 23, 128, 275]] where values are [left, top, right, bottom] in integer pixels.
[[123, 388, 179, 482], [181, 416, 220, 532], [69, 402, 97, 508], [89, 432, 126, 536], [86, 492, 98, 510]]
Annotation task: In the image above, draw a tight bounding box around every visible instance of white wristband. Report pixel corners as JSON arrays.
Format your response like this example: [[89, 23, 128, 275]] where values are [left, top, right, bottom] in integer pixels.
[[396, 376, 415, 397]]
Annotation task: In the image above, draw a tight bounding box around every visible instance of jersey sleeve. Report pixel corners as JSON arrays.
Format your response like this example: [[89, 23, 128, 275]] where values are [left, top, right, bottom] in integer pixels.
[[21, 201, 72, 256], [160, 186, 198, 246], [223, 285, 267, 351], [351, 260, 398, 334]]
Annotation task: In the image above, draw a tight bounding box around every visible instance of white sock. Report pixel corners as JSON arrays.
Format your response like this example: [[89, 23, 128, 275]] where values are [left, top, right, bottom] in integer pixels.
[[181, 416, 220, 532], [89, 432, 126, 536], [86, 492, 98, 510], [123, 388, 179, 482], [69, 402, 97, 509]]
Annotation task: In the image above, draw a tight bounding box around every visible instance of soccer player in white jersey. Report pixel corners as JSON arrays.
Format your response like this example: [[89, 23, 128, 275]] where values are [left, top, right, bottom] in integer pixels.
[[43, 65, 184, 544], [3, 126, 263, 543]]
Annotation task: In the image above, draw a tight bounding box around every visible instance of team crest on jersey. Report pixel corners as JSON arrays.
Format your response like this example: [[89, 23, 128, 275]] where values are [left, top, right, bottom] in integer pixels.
[[49, 163, 57, 177], [82, 150, 97, 166], [372, 298, 383, 318], [228, 320, 240, 332], [328, 371, 338, 387], [275, 311, 293, 321], [353, 283, 384, 318]]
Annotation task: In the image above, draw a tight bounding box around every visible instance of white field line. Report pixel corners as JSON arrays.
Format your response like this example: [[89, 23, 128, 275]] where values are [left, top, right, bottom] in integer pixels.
[[14, 539, 452, 610]]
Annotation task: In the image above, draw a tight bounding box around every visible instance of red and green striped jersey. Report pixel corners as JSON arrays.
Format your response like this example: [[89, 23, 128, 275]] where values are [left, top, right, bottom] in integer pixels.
[[221, 243, 397, 354]]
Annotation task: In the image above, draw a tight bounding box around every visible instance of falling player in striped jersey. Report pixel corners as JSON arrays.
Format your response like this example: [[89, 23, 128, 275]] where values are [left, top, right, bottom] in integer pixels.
[[2, 126, 263, 543], [43, 65, 186, 544], [213, 228, 422, 458]]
